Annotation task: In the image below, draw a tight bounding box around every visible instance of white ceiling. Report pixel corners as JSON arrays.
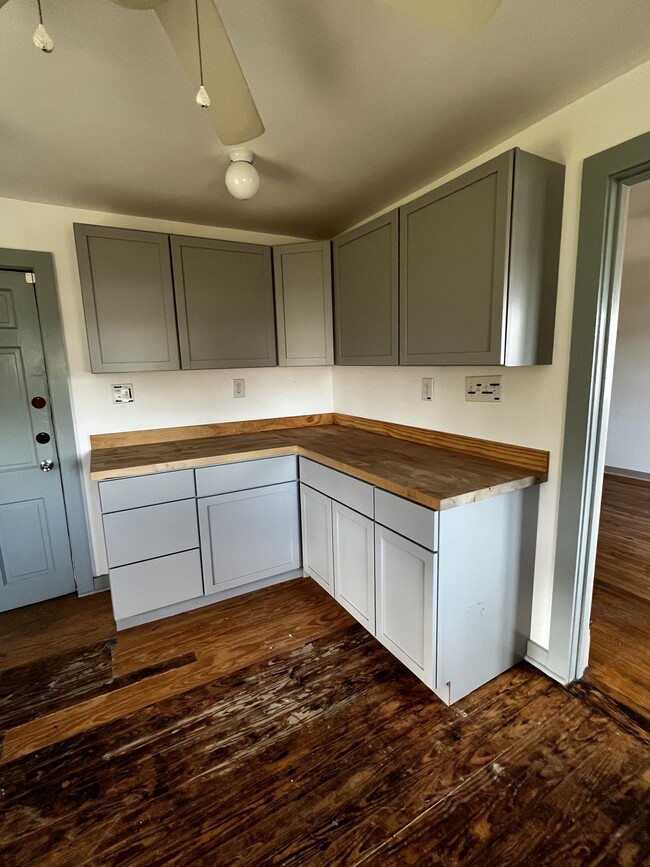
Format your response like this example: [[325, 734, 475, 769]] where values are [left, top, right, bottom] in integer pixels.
[[2, 0, 650, 239]]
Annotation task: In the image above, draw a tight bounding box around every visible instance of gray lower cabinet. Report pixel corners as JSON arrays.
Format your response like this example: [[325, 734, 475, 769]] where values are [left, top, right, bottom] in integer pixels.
[[300, 485, 334, 594], [300, 457, 538, 705], [74, 224, 180, 373], [399, 148, 564, 366], [99, 469, 202, 628], [273, 241, 333, 366], [198, 481, 301, 594], [171, 235, 276, 369], [332, 501, 375, 633], [300, 458, 376, 635], [332, 211, 399, 365], [375, 525, 436, 688]]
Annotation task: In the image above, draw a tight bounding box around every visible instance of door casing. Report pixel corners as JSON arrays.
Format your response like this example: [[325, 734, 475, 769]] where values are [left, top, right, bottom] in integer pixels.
[[547, 131, 650, 684], [0, 248, 93, 595]]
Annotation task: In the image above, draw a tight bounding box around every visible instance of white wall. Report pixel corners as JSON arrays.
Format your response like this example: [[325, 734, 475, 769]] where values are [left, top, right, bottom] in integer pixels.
[[3, 59, 650, 648], [333, 59, 650, 647], [606, 212, 650, 474], [0, 199, 332, 575]]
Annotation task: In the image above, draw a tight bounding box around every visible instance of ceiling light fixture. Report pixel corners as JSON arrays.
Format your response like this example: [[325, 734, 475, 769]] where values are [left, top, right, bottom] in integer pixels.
[[194, 0, 210, 108], [225, 148, 260, 200], [33, 0, 53, 52]]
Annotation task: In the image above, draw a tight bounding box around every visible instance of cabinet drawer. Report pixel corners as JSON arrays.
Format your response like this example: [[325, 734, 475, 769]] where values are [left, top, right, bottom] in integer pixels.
[[109, 549, 203, 621], [99, 469, 195, 513], [195, 455, 297, 497], [299, 458, 374, 518], [103, 499, 199, 568], [375, 488, 438, 551]]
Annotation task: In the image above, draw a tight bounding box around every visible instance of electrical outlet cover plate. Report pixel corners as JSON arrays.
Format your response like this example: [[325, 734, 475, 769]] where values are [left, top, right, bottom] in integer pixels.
[[232, 378, 245, 398], [465, 376, 502, 402], [112, 384, 134, 404]]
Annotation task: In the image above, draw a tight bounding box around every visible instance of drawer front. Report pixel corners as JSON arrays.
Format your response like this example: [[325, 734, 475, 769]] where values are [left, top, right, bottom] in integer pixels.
[[99, 469, 195, 513], [195, 455, 297, 497], [299, 457, 374, 518], [109, 549, 203, 621], [375, 488, 438, 551], [103, 499, 199, 568]]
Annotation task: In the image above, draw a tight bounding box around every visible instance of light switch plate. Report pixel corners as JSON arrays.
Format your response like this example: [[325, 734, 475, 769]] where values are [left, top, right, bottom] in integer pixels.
[[112, 384, 134, 404], [466, 376, 502, 402]]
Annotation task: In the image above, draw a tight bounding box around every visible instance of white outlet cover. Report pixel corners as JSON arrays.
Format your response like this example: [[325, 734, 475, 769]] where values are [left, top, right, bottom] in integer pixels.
[[465, 376, 502, 402], [112, 384, 134, 403]]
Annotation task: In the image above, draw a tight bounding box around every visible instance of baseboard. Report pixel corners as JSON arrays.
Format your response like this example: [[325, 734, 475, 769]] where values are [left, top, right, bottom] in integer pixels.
[[77, 574, 109, 595], [604, 465, 650, 485], [525, 639, 568, 685]]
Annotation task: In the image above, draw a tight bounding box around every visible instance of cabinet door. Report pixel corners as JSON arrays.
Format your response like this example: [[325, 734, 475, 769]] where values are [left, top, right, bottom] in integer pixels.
[[74, 224, 180, 373], [199, 482, 300, 594], [332, 501, 375, 633], [273, 242, 333, 366], [375, 526, 436, 688], [399, 151, 513, 366], [171, 235, 276, 369], [332, 211, 398, 365], [300, 484, 334, 596]]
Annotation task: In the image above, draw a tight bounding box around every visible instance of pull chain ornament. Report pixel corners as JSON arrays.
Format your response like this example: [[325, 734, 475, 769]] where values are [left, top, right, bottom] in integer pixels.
[[194, 0, 210, 107], [33, 0, 53, 52]]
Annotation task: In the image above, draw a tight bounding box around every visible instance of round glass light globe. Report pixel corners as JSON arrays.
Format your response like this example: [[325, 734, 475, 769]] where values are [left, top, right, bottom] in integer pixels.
[[225, 160, 260, 200]]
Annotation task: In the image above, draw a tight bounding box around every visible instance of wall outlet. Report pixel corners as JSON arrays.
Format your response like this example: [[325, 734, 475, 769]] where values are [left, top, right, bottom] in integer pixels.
[[466, 376, 502, 402], [112, 384, 134, 404], [233, 378, 245, 398], [421, 377, 434, 401]]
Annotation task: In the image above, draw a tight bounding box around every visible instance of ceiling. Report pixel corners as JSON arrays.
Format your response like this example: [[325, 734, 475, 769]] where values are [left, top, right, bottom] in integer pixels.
[[1, 0, 650, 240]]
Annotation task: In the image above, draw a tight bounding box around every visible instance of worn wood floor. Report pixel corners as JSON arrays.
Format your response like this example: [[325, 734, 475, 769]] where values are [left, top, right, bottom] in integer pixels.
[[0, 576, 648, 866], [585, 473, 650, 718]]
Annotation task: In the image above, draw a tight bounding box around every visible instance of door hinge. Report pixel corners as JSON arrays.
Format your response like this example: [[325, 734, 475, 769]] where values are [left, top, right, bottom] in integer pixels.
[[25, 272, 36, 284]]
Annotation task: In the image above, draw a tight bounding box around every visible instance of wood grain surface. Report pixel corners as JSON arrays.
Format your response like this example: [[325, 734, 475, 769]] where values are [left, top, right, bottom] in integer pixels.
[[90, 413, 334, 449], [583, 473, 650, 719], [90, 423, 546, 510], [0, 579, 647, 865]]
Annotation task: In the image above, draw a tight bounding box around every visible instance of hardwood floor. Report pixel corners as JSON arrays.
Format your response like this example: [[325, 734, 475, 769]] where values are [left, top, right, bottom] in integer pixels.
[[584, 473, 650, 718], [0, 577, 648, 865]]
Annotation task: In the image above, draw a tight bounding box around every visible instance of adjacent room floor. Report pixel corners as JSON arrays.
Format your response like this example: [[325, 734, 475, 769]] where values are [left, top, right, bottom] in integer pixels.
[[0, 571, 648, 865]]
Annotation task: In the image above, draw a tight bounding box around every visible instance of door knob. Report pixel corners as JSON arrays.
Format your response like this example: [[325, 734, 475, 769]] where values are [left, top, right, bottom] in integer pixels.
[[39, 459, 54, 472]]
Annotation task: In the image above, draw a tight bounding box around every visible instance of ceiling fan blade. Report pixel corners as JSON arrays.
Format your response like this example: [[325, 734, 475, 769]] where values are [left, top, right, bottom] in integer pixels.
[[155, 0, 264, 146], [378, 0, 503, 38]]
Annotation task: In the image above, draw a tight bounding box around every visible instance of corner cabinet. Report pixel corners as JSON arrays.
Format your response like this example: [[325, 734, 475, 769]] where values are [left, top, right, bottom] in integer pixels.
[[399, 148, 564, 366], [299, 457, 538, 705], [273, 241, 333, 366], [171, 235, 276, 369], [74, 224, 180, 373], [332, 211, 399, 365]]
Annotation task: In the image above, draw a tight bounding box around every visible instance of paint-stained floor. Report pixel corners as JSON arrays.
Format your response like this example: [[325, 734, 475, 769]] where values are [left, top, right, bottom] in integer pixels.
[[0, 578, 648, 865]]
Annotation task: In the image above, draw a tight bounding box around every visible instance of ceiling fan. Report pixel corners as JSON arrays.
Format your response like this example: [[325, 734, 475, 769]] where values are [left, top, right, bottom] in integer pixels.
[[107, 0, 503, 148]]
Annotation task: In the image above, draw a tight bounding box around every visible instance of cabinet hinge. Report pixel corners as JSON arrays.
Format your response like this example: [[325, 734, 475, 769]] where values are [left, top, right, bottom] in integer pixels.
[[25, 272, 36, 284]]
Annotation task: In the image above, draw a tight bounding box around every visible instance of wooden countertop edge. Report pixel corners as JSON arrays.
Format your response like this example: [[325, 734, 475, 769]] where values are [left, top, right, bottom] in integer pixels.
[[90, 443, 545, 511]]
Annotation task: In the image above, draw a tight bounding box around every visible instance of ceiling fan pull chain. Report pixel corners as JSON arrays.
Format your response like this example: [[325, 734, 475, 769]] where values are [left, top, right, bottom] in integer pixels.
[[33, 0, 53, 53], [195, 0, 211, 108]]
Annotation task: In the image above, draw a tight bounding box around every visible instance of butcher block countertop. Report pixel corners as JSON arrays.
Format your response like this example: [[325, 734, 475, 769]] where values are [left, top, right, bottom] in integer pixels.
[[90, 414, 549, 511]]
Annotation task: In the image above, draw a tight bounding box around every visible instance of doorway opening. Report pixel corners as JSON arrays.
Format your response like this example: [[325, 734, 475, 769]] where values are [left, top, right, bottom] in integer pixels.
[[583, 180, 650, 717]]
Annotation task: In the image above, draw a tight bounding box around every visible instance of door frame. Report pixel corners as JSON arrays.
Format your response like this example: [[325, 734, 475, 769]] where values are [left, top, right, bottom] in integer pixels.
[[0, 247, 94, 595], [547, 131, 650, 684]]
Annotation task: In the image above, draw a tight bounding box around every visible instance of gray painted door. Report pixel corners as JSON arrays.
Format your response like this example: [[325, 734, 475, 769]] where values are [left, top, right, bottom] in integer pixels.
[[171, 235, 276, 369], [0, 270, 76, 611], [74, 224, 180, 373], [332, 211, 399, 365]]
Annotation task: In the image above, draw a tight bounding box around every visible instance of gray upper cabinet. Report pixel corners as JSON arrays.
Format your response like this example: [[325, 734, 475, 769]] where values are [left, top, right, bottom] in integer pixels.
[[74, 224, 180, 373], [399, 149, 564, 366], [273, 241, 333, 366], [171, 235, 276, 369], [332, 211, 399, 365]]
